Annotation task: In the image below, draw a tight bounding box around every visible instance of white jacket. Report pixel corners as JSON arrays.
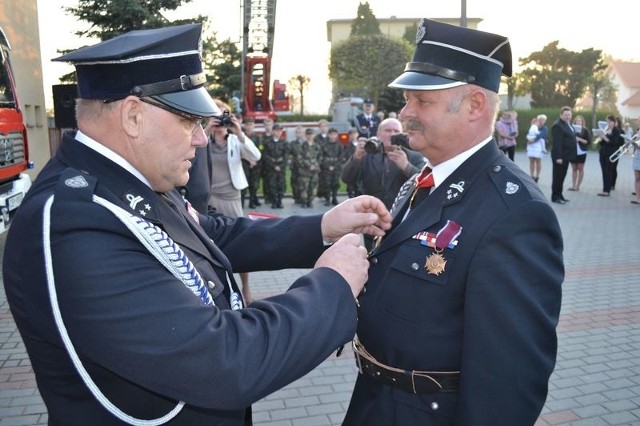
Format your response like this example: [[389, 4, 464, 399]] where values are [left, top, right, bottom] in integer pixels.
[[225, 133, 261, 190]]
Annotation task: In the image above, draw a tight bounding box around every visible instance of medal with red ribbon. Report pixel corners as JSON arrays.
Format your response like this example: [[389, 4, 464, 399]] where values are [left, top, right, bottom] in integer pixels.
[[424, 220, 462, 276]]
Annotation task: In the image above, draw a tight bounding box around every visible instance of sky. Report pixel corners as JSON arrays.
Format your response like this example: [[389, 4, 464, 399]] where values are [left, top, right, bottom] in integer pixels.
[[36, 0, 640, 114]]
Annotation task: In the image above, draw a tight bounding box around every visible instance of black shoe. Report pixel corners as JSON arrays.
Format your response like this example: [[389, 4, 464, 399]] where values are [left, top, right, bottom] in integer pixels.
[[324, 199, 331, 206], [306, 201, 313, 208], [552, 199, 565, 204], [332, 198, 339, 206], [271, 204, 278, 208], [561, 197, 569, 202], [254, 200, 262, 207], [249, 202, 256, 209]]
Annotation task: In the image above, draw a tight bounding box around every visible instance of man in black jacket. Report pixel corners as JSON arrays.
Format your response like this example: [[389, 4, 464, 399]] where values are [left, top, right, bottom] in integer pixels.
[[3, 23, 391, 425], [551, 106, 578, 203]]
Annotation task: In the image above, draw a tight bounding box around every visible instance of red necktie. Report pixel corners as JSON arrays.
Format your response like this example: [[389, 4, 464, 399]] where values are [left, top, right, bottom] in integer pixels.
[[408, 166, 434, 211], [416, 166, 434, 189]]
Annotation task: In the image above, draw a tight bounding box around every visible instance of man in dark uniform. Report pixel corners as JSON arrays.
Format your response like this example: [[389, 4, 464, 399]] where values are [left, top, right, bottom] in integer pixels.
[[2, 24, 392, 426], [343, 19, 563, 425], [263, 123, 288, 208], [550, 106, 578, 203], [353, 98, 381, 138]]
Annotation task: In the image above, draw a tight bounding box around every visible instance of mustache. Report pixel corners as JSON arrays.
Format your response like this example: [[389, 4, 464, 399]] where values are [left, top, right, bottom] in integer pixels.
[[403, 120, 425, 132]]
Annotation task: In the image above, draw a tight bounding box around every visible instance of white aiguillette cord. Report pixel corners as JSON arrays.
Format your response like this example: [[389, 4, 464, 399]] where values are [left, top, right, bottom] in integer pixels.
[[42, 194, 196, 425]]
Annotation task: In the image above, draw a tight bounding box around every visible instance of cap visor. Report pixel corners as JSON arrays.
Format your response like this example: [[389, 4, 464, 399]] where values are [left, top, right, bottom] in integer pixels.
[[388, 72, 467, 91], [152, 87, 220, 117]]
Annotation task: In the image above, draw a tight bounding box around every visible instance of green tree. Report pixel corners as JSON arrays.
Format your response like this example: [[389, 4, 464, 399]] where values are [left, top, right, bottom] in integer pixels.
[[65, 0, 199, 41], [201, 32, 242, 102], [519, 41, 606, 108], [503, 73, 530, 110], [288, 75, 311, 116], [330, 34, 412, 106], [350, 2, 380, 36], [585, 69, 617, 127], [402, 22, 418, 45], [60, 0, 241, 101]]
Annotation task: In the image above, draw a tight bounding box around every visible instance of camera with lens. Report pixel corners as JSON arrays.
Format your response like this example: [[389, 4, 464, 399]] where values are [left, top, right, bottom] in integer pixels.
[[364, 137, 381, 154], [217, 109, 233, 127], [390, 133, 409, 148]]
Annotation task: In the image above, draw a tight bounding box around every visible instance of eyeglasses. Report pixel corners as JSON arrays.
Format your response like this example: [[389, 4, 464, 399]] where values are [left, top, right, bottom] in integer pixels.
[[139, 97, 205, 135]]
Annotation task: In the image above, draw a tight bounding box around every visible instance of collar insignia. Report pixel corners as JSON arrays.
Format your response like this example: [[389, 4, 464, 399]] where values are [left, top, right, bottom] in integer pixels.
[[124, 193, 153, 217]]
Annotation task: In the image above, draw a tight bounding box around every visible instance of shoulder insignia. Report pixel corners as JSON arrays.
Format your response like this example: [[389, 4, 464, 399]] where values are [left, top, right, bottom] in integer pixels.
[[64, 175, 89, 188], [55, 168, 96, 203], [505, 181, 520, 195]]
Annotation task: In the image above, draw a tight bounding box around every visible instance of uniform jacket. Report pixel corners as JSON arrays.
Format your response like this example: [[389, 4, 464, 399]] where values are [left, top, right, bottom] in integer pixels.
[[343, 141, 563, 426], [353, 113, 381, 138], [341, 147, 425, 209], [551, 119, 578, 162], [3, 133, 357, 425]]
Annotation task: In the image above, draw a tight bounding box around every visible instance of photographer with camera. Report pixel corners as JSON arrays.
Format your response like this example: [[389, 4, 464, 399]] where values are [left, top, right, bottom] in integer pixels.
[[186, 99, 261, 301], [341, 118, 426, 211]]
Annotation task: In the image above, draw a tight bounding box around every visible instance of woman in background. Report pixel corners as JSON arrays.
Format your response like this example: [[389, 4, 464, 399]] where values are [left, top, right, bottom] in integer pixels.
[[205, 99, 261, 302], [569, 115, 591, 191], [526, 114, 547, 182]]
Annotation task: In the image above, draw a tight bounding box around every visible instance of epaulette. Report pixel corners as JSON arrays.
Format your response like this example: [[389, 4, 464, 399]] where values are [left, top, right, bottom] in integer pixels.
[[54, 168, 97, 203], [486, 163, 534, 207]]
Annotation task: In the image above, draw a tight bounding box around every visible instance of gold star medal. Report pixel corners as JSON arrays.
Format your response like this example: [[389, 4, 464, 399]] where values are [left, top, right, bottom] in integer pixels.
[[422, 220, 463, 276], [425, 250, 447, 276]]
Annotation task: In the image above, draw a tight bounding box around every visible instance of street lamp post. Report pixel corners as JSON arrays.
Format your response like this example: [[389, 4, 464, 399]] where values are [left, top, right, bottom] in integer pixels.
[[460, 0, 467, 27]]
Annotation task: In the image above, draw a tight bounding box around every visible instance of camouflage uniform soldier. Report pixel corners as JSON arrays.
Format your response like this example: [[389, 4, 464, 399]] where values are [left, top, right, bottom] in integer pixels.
[[289, 126, 305, 205], [320, 128, 343, 206], [297, 128, 323, 208], [257, 118, 275, 205], [263, 123, 289, 208], [314, 119, 330, 199], [342, 127, 363, 198]]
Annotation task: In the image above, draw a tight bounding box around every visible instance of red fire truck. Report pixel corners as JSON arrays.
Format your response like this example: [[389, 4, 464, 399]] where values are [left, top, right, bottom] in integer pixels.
[[242, 0, 290, 122], [0, 26, 33, 233]]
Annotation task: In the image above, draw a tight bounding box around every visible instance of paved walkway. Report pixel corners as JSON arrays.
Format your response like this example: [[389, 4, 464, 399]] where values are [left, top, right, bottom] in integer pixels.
[[1, 152, 639, 425]]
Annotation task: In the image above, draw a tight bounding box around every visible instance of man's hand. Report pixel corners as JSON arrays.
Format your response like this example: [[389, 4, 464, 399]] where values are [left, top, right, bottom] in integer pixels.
[[386, 147, 409, 171], [315, 234, 369, 298], [353, 137, 367, 160], [321, 195, 392, 243]]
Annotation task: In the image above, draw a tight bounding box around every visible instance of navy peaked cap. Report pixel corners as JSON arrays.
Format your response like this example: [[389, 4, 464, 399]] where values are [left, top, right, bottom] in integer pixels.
[[54, 23, 220, 117], [389, 19, 512, 93]]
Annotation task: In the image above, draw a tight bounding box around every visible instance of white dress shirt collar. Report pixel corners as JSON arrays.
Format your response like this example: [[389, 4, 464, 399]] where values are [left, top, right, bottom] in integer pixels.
[[75, 130, 153, 188], [427, 136, 493, 189]]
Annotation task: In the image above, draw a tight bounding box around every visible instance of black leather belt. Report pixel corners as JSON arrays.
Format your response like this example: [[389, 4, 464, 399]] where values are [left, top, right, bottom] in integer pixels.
[[352, 339, 459, 394]]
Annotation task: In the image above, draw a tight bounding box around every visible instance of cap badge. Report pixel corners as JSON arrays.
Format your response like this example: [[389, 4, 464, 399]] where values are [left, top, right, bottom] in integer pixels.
[[416, 18, 427, 44], [65, 175, 89, 188]]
